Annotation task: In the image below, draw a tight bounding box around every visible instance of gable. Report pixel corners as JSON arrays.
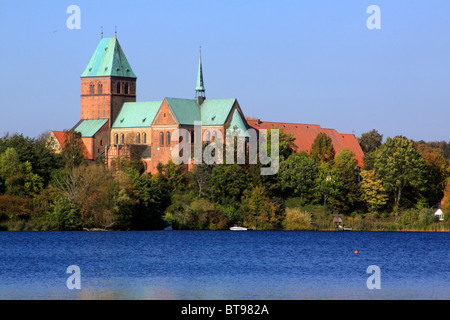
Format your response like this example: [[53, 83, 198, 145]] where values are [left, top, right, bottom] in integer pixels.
[[227, 109, 250, 137], [152, 99, 179, 126], [164, 98, 201, 125]]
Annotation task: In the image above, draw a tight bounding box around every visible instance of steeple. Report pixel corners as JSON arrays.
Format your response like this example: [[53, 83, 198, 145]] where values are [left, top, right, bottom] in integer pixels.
[[195, 47, 206, 105]]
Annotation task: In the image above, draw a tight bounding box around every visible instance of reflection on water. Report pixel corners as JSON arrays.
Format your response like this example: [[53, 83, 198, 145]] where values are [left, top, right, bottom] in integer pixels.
[[0, 231, 449, 300]]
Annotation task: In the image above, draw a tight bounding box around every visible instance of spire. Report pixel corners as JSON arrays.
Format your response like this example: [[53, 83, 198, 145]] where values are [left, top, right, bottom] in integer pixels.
[[195, 47, 205, 104]]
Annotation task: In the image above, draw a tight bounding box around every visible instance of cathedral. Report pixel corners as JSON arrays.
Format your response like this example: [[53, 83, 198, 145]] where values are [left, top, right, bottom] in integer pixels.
[[50, 36, 363, 173]]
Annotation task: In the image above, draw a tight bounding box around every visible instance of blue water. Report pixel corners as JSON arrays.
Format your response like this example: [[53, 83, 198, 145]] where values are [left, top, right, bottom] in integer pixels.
[[0, 231, 448, 299]]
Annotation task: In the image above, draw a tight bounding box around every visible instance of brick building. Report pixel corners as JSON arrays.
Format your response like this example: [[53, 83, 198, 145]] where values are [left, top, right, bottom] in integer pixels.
[[50, 37, 363, 173]]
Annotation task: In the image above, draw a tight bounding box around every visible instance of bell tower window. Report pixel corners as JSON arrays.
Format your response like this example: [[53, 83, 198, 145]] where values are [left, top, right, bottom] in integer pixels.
[[98, 83, 103, 95], [125, 83, 129, 94], [90, 83, 95, 95], [116, 82, 121, 94]]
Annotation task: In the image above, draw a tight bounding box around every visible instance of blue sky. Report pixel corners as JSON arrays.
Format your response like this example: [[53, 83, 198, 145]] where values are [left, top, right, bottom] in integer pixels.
[[0, 0, 449, 142]]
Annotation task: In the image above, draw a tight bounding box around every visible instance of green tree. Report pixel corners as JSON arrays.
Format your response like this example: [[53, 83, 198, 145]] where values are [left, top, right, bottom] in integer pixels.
[[0, 147, 24, 196], [358, 129, 383, 154], [209, 164, 251, 204], [333, 148, 360, 211], [278, 152, 318, 202], [314, 162, 343, 208], [156, 161, 187, 192], [128, 168, 170, 229], [0, 148, 22, 181], [358, 129, 383, 170], [23, 161, 44, 197], [311, 133, 335, 163], [373, 137, 427, 209]]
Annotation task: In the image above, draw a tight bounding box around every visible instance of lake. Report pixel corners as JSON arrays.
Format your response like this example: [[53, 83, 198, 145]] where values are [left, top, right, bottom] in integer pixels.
[[0, 231, 448, 300]]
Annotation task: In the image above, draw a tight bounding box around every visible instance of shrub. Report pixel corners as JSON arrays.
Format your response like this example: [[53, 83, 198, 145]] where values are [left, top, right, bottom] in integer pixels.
[[282, 207, 312, 230]]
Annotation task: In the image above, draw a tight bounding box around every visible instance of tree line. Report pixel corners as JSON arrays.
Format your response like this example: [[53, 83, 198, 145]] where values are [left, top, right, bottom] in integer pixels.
[[0, 129, 449, 231]]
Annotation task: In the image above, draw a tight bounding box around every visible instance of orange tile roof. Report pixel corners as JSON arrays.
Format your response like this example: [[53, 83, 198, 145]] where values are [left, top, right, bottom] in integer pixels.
[[247, 120, 364, 168], [51, 131, 94, 160]]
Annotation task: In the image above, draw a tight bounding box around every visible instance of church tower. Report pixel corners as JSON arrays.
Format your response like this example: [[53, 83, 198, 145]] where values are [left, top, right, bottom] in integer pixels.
[[80, 37, 137, 127]]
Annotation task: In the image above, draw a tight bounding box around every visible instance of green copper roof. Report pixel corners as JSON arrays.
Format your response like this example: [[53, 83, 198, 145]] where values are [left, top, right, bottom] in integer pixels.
[[195, 49, 205, 95], [74, 119, 108, 137], [81, 38, 136, 78], [112, 101, 162, 128], [228, 109, 250, 137], [164, 98, 237, 126], [200, 99, 235, 125]]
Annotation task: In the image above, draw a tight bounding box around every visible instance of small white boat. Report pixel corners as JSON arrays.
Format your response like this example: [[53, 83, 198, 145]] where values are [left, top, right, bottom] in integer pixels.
[[164, 226, 173, 231], [230, 226, 247, 231]]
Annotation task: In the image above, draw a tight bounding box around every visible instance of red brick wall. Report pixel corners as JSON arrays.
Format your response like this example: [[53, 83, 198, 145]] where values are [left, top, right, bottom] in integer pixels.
[[80, 76, 136, 126]]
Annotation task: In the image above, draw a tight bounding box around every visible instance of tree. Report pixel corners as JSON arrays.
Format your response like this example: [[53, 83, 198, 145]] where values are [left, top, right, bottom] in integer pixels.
[[359, 129, 383, 170], [333, 148, 361, 211], [191, 163, 215, 197], [442, 179, 450, 218], [242, 185, 282, 230], [266, 126, 297, 160], [52, 164, 116, 229], [156, 161, 187, 192], [61, 130, 85, 170], [0, 148, 25, 196], [278, 152, 318, 202], [373, 137, 427, 209], [0, 148, 22, 182], [311, 133, 335, 163], [416, 143, 449, 206], [209, 164, 251, 204], [360, 170, 389, 212], [314, 162, 343, 208], [358, 129, 383, 154]]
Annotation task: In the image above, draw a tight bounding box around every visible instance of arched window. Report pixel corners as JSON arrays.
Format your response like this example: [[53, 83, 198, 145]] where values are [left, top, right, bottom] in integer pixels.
[[191, 131, 194, 144], [137, 133, 141, 144], [143, 162, 148, 172], [160, 132, 164, 146], [114, 134, 118, 145], [212, 130, 217, 142], [121, 133, 124, 145], [90, 83, 95, 95], [98, 83, 103, 95], [143, 132, 147, 144], [205, 131, 211, 142], [116, 82, 121, 94], [124, 83, 129, 94], [167, 132, 171, 145]]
